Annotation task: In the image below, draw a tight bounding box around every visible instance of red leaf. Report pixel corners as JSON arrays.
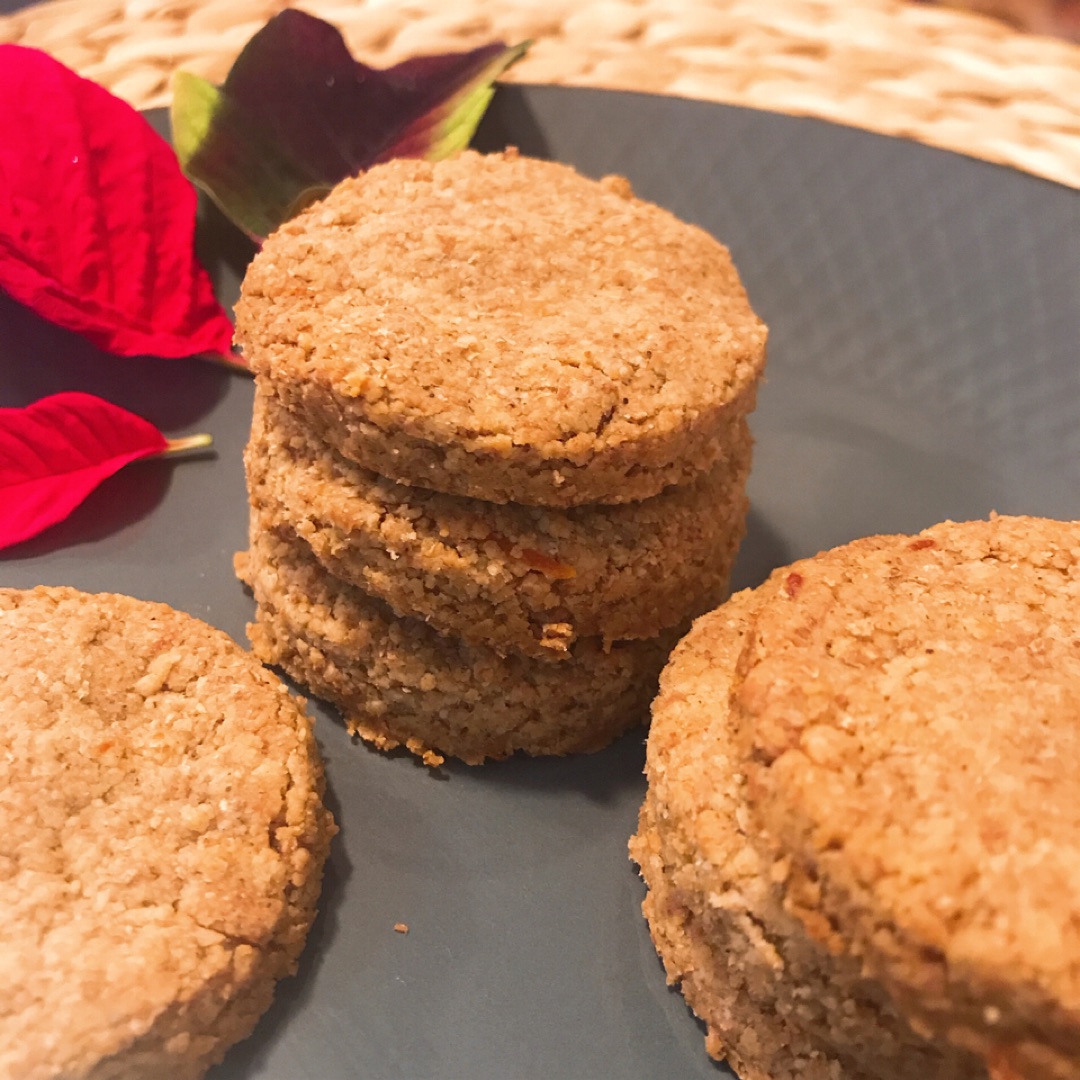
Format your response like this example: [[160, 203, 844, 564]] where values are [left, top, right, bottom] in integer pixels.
[[0, 46, 236, 361], [0, 392, 210, 550]]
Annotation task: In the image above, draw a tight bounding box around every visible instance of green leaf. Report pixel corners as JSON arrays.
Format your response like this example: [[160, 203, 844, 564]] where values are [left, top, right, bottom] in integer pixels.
[[170, 10, 529, 242]]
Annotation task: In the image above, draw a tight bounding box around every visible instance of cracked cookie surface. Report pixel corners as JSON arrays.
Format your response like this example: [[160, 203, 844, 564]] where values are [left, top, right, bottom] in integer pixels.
[[735, 515, 1080, 1080], [235, 149, 766, 507], [0, 586, 335, 1080], [631, 588, 985, 1080]]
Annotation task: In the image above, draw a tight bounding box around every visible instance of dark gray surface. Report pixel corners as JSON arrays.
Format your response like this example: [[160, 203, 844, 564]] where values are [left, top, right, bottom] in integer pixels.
[[1, 85, 1078, 1079]]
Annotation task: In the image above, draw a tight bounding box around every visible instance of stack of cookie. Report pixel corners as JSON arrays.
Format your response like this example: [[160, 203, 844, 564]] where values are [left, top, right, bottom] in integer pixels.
[[233, 149, 767, 766], [632, 515, 1080, 1080]]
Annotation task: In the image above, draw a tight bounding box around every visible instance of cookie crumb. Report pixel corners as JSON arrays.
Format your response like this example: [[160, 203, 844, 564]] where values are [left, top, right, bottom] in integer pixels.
[[394, 922, 409, 934]]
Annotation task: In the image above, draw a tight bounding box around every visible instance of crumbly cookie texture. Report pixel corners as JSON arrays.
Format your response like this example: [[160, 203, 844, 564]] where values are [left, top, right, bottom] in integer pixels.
[[0, 586, 336, 1080], [247, 392, 750, 659], [235, 149, 767, 507], [631, 591, 986, 1080], [735, 515, 1080, 1080], [237, 527, 675, 766]]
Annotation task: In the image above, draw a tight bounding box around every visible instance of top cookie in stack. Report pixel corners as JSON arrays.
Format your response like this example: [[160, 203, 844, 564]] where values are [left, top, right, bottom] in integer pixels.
[[234, 149, 767, 765]]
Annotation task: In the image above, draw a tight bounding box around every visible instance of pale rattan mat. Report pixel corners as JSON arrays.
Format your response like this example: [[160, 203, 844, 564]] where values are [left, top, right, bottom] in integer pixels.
[[3, 0, 1080, 189]]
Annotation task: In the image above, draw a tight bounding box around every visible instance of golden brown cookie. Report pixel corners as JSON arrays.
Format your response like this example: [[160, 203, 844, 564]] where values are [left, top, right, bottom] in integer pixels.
[[235, 149, 767, 507], [0, 586, 336, 1080], [631, 589, 985, 1080], [246, 391, 751, 659], [734, 515, 1080, 1080], [238, 526, 675, 766]]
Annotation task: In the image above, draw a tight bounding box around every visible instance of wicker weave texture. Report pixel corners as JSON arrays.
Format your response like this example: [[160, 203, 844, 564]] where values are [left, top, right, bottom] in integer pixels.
[[2, 0, 1080, 188]]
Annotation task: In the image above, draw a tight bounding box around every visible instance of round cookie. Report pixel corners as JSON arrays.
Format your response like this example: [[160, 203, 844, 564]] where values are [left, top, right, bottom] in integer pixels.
[[733, 515, 1080, 1080], [246, 391, 751, 659], [237, 527, 675, 766], [631, 590, 985, 1080], [235, 149, 767, 507], [0, 586, 336, 1080]]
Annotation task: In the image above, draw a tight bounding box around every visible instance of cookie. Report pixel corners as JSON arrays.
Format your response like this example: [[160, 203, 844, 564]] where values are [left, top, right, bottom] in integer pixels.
[[246, 391, 751, 658], [0, 586, 336, 1080], [237, 527, 674, 766], [235, 149, 767, 507], [734, 515, 1080, 1080], [630, 590, 984, 1080]]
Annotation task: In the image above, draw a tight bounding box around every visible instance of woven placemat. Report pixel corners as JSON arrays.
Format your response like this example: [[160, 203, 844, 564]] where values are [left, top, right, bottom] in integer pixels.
[[3, 0, 1080, 189]]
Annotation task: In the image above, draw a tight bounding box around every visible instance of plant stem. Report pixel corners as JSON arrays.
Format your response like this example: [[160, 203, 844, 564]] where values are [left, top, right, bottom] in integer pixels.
[[162, 433, 214, 456]]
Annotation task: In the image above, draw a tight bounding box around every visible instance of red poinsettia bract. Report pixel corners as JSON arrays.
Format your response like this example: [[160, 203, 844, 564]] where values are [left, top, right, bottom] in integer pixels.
[[0, 392, 211, 550], [0, 46, 236, 361]]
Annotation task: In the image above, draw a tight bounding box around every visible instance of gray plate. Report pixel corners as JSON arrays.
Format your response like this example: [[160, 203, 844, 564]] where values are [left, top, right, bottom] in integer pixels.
[[2, 85, 1078, 1080]]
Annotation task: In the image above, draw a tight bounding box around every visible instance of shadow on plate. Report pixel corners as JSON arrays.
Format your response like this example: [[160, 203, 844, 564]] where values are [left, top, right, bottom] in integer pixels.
[[441, 723, 650, 803], [729, 508, 793, 593], [194, 198, 259, 315], [0, 290, 234, 428], [0, 458, 182, 560]]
